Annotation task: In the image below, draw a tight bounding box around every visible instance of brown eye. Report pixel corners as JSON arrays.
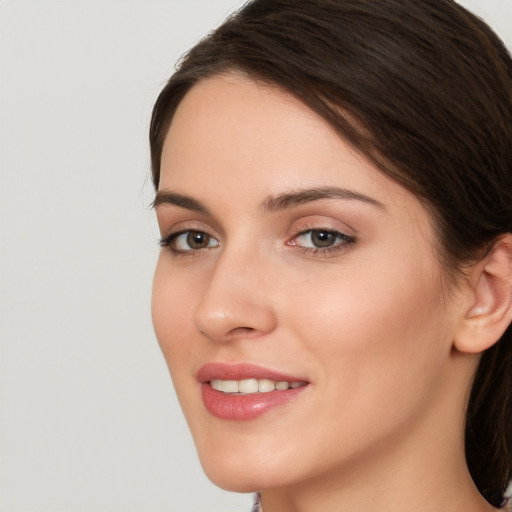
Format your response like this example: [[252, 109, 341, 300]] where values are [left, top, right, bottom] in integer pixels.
[[160, 230, 220, 254], [187, 231, 211, 249], [291, 229, 355, 252], [310, 230, 337, 248]]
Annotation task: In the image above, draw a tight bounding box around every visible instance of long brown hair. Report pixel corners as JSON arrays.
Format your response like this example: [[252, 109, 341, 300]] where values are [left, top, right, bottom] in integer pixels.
[[149, 0, 512, 505]]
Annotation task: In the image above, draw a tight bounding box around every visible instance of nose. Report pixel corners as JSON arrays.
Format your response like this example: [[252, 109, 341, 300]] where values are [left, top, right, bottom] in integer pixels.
[[194, 245, 277, 343]]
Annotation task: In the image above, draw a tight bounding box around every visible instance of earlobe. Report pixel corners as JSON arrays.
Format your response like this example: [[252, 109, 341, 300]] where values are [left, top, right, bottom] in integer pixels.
[[454, 236, 512, 354]]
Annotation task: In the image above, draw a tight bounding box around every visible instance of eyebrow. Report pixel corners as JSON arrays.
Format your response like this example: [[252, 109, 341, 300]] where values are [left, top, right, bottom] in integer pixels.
[[152, 191, 210, 214], [261, 186, 385, 212], [152, 186, 385, 214]]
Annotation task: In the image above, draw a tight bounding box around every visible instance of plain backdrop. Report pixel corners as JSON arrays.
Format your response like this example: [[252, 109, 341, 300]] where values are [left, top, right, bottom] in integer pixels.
[[0, 1, 510, 511]]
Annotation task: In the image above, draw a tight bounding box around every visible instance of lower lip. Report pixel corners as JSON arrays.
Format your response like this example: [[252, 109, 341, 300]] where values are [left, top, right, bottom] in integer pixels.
[[201, 383, 308, 420]]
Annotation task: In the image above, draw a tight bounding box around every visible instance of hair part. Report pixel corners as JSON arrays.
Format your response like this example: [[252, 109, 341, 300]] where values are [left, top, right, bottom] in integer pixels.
[[150, 0, 512, 505]]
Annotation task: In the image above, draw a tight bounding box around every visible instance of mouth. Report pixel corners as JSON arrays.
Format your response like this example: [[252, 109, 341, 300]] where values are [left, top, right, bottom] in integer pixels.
[[209, 378, 307, 394], [197, 363, 310, 420]]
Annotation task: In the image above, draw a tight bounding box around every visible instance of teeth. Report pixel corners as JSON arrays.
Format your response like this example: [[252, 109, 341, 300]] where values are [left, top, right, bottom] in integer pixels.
[[209, 378, 306, 394], [238, 378, 258, 394], [276, 381, 290, 391], [258, 379, 275, 393], [222, 380, 239, 393]]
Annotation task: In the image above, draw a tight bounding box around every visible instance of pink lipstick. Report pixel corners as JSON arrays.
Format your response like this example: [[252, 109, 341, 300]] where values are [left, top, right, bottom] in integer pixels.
[[197, 363, 309, 420]]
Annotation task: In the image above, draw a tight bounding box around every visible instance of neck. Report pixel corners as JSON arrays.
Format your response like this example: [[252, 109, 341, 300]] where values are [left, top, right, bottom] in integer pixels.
[[259, 448, 494, 512]]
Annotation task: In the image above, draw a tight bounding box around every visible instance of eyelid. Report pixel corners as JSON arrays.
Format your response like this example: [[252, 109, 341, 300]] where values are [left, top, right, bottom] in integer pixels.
[[158, 218, 219, 240], [291, 216, 356, 236]]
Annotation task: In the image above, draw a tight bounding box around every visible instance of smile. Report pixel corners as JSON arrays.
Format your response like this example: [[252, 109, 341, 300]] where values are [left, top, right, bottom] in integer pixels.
[[210, 378, 307, 394], [197, 363, 310, 420]]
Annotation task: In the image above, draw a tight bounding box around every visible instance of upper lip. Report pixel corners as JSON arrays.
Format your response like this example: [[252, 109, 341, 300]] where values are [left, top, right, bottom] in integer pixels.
[[197, 362, 308, 383]]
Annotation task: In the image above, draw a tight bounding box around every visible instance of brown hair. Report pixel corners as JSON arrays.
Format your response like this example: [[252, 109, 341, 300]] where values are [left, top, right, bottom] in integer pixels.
[[149, 0, 512, 505]]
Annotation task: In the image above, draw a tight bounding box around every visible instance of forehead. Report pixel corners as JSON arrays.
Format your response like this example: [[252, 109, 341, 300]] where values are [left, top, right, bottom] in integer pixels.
[[162, 73, 339, 179], [163, 74, 381, 192]]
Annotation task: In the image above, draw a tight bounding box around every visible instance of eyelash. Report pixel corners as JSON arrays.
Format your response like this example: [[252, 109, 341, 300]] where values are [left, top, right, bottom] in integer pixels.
[[159, 230, 219, 257], [288, 228, 356, 256], [159, 228, 356, 257]]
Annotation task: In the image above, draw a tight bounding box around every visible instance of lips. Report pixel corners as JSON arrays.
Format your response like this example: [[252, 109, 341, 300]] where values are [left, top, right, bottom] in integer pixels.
[[197, 363, 310, 420]]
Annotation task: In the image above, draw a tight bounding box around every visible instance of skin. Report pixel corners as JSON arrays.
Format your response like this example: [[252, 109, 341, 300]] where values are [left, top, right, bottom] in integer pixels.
[[152, 74, 501, 512]]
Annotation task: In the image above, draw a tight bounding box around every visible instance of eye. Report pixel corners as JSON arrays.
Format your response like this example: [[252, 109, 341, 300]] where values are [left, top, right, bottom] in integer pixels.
[[290, 229, 355, 252], [160, 230, 220, 254]]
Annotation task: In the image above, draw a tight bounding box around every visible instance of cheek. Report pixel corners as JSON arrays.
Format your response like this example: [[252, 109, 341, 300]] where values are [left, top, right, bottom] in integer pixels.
[[151, 259, 210, 434], [151, 258, 197, 375], [286, 252, 450, 423]]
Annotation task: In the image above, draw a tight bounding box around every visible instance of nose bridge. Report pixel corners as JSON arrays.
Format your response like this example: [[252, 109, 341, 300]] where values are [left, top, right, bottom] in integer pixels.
[[194, 241, 276, 342]]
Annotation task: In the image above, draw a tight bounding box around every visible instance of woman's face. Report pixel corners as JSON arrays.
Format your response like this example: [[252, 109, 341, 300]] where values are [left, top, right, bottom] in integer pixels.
[[152, 74, 464, 493]]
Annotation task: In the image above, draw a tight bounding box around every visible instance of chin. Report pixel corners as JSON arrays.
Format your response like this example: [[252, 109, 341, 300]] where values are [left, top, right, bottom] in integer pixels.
[[204, 466, 301, 495], [204, 470, 261, 494], [195, 438, 299, 493], [199, 456, 265, 493]]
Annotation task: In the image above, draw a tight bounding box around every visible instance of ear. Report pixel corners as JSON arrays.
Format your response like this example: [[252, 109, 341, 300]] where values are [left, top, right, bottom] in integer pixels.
[[453, 235, 512, 354]]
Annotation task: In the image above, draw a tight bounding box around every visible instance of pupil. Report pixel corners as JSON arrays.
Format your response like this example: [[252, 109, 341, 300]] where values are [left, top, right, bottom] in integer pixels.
[[187, 231, 209, 249], [312, 231, 335, 248]]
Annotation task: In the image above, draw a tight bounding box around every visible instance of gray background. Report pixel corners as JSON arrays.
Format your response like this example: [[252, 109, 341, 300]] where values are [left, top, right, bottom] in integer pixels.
[[0, 1, 510, 511]]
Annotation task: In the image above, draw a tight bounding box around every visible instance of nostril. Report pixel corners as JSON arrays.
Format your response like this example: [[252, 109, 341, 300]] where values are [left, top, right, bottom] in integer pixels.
[[228, 326, 256, 336]]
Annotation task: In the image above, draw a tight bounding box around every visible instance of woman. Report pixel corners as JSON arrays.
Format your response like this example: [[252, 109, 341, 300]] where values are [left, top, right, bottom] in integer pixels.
[[149, 1, 512, 510]]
